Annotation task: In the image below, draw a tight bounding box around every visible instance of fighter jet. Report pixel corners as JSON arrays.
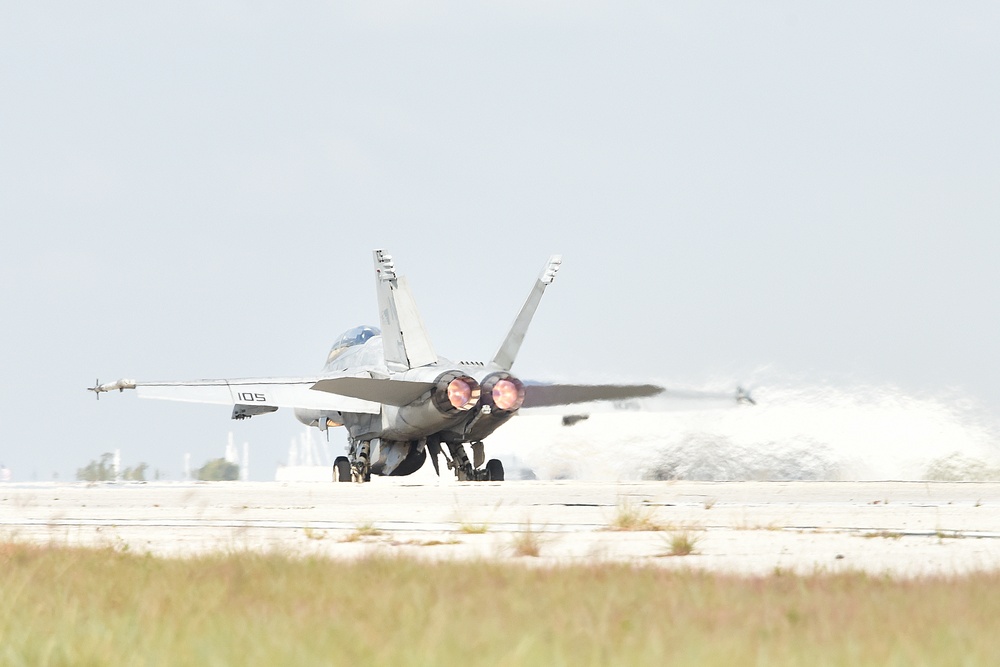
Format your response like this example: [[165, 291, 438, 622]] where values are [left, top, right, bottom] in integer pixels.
[[90, 250, 735, 482]]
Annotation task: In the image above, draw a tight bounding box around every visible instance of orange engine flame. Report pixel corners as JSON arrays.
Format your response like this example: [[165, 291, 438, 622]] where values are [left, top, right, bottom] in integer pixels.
[[491, 379, 523, 411], [447, 378, 474, 410]]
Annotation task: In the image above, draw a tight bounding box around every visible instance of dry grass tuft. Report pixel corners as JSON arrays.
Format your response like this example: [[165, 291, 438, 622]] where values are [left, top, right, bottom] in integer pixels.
[[862, 530, 903, 540], [401, 538, 461, 547], [935, 530, 964, 541], [663, 530, 701, 557], [609, 497, 664, 531], [510, 521, 543, 557], [353, 521, 382, 536], [302, 526, 326, 541], [703, 497, 717, 510], [733, 519, 783, 532], [341, 521, 384, 542], [458, 522, 489, 534]]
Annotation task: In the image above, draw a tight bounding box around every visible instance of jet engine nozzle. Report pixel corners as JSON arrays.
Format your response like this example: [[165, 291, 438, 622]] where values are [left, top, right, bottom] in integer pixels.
[[481, 373, 525, 412], [432, 372, 481, 413]]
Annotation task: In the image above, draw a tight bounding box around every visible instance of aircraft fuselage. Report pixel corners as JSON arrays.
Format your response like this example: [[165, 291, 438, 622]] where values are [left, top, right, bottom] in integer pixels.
[[293, 329, 523, 476]]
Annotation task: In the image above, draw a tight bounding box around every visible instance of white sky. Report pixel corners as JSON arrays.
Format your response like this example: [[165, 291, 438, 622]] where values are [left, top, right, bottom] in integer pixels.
[[2, 2, 999, 480]]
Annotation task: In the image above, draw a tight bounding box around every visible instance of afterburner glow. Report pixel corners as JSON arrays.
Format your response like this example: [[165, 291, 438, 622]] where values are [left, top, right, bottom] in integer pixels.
[[492, 379, 523, 411], [447, 378, 475, 410]]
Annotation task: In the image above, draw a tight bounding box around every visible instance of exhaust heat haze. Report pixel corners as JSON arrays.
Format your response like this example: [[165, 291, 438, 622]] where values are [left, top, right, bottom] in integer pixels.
[[490, 381, 1000, 482]]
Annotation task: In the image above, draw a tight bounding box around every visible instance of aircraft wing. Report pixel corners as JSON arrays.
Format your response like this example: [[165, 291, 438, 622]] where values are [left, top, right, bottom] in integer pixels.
[[310, 377, 435, 407], [521, 383, 664, 408], [90, 377, 382, 414]]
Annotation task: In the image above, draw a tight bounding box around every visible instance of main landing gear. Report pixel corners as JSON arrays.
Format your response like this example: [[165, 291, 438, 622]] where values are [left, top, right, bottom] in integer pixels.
[[332, 439, 504, 483], [444, 441, 504, 482], [350, 440, 371, 483], [331, 440, 371, 483]]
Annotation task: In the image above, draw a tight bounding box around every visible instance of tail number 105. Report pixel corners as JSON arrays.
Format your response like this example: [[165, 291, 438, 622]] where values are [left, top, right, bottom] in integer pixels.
[[238, 392, 267, 402]]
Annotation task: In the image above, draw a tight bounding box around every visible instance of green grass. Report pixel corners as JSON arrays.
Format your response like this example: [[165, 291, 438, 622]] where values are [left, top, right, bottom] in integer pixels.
[[1, 542, 1000, 665]]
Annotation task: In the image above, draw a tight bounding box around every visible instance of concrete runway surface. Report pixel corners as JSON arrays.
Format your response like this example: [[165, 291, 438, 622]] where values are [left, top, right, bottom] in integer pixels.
[[1, 479, 999, 576]]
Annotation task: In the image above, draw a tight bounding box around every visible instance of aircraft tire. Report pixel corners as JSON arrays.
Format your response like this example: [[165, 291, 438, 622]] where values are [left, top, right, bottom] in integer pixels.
[[485, 459, 504, 482], [334, 457, 351, 482]]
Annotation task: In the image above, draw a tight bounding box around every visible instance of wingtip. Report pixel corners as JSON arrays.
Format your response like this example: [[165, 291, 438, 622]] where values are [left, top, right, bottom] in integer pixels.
[[736, 386, 756, 405], [541, 254, 562, 285], [88, 378, 137, 397]]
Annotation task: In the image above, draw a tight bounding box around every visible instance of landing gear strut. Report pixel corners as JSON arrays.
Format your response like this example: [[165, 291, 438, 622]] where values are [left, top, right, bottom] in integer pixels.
[[446, 442, 475, 481], [443, 442, 504, 482], [348, 440, 371, 483]]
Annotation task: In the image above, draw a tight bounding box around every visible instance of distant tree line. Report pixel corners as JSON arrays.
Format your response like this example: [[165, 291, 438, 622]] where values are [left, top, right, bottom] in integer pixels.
[[197, 458, 240, 481], [76, 453, 150, 482], [76, 454, 239, 482], [76, 453, 116, 482]]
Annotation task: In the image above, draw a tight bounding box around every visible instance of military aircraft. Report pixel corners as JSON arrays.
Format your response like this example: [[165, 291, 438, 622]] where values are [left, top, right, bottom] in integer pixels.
[[90, 250, 746, 482]]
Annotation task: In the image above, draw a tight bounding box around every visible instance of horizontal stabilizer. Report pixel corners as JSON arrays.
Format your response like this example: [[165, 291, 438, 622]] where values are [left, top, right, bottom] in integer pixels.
[[311, 377, 435, 406], [521, 383, 663, 408]]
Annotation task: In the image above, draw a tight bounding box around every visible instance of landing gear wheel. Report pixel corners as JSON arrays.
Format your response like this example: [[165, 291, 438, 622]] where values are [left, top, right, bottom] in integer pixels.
[[351, 464, 371, 484], [485, 459, 504, 482], [333, 457, 351, 483]]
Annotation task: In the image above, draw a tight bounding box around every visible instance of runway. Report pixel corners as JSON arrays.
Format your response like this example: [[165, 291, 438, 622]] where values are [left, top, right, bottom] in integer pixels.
[[2, 479, 999, 576]]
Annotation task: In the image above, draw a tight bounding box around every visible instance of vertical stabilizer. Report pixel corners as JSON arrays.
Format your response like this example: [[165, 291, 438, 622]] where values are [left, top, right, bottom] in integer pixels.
[[491, 254, 561, 371], [373, 249, 438, 371]]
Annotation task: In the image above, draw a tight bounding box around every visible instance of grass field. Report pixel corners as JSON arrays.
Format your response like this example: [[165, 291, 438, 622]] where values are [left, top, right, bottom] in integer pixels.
[[1, 542, 997, 666]]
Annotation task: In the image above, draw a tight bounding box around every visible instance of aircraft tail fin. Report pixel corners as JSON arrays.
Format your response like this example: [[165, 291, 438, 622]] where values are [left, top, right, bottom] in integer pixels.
[[373, 249, 438, 371], [491, 254, 561, 371]]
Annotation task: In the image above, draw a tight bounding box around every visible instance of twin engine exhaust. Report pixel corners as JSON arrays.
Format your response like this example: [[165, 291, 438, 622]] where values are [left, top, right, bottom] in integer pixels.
[[431, 371, 525, 414], [433, 371, 482, 413]]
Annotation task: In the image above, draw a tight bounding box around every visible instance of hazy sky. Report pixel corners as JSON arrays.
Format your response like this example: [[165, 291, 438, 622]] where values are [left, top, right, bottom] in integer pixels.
[[2, 3, 999, 480]]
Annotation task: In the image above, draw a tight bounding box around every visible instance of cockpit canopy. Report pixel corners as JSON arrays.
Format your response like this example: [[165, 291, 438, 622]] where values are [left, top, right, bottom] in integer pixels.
[[326, 325, 380, 365]]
